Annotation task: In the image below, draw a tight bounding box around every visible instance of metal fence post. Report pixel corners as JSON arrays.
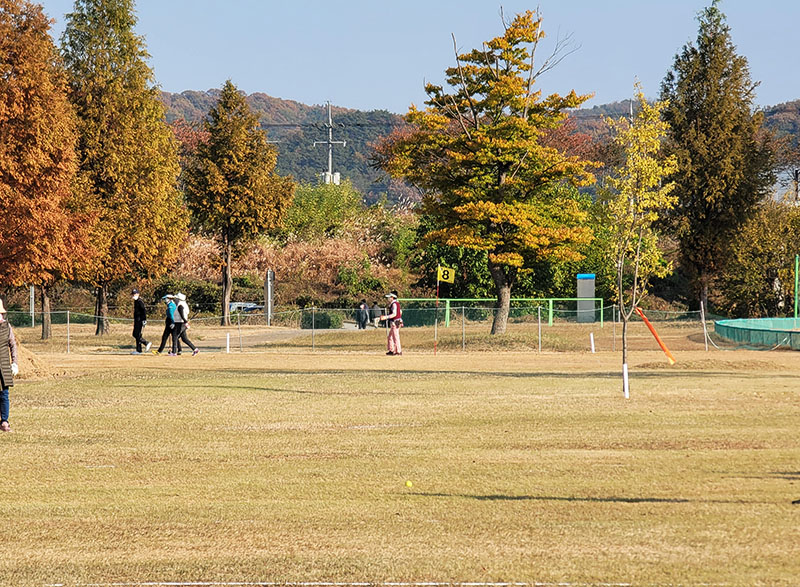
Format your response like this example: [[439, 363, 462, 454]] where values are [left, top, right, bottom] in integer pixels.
[[461, 306, 465, 351], [66, 310, 70, 354], [312, 307, 316, 352], [548, 298, 553, 327]]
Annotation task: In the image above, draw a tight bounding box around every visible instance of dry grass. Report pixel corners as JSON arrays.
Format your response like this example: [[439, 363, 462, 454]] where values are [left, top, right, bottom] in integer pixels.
[[2, 328, 799, 585]]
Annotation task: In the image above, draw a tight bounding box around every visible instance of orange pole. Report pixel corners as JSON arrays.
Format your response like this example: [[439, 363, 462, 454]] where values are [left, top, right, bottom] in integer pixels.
[[635, 307, 676, 365]]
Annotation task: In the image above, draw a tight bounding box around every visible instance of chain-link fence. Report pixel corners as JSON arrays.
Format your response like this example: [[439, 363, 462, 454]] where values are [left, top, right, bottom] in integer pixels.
[[9, 302, 716, 356]]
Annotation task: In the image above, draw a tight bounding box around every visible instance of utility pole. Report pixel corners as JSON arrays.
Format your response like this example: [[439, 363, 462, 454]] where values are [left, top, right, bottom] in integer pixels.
[[313, 101, 346, 185]]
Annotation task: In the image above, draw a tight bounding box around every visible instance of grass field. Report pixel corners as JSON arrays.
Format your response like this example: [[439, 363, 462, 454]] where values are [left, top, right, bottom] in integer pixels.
[[2, 323, 799, 585]]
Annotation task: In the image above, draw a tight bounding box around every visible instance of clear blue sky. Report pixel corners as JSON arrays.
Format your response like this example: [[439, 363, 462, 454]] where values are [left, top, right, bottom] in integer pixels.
[[37, 0, 800, 114]]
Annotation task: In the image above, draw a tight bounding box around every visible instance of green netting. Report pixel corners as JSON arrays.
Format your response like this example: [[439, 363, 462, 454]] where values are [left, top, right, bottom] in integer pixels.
[[715, 318, 800, 350]]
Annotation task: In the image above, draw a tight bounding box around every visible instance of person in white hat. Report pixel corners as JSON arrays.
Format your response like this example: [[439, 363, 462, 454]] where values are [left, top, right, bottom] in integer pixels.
[[171, 292, 198, 356], [0, 298, 19, 432], [378, 291, 403, 356]]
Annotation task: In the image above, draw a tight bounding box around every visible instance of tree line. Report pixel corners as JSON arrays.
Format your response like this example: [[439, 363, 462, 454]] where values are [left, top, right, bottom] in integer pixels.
[[0, 0, 796, 346], [0, 0, 293, 333]]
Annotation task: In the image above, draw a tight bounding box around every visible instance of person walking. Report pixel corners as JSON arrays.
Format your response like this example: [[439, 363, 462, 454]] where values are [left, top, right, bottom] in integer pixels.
[[171, 292, 198, 356], [0, 298, 19, 432], [378, 291, 402, 356], [357, 299, 370, 330], [153, 295, 178, 355], [371, 301, 381, 328], [131, 288, 151, 354]]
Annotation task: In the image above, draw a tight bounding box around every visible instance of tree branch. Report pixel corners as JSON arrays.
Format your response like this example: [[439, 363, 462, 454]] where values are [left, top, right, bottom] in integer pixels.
[[452, 33, 479, 129]]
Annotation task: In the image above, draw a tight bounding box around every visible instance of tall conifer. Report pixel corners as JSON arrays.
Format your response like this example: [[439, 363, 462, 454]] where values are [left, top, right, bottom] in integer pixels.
[[183, 81, 294, 326], [61, 0, 187, 334], [660, 1, 774, 309]]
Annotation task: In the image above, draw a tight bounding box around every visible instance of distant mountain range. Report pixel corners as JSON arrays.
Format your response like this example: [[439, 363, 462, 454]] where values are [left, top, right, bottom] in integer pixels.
[[160, 90, 800, 201]]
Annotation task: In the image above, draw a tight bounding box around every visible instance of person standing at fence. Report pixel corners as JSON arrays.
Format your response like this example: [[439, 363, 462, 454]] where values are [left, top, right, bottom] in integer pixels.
[[131, 288, 151, 354], [0, 299, 19, 432], [371, 301, 381, 328], [171, 293, 198, 356], [153, 295, 178, 355], [378, 291, 402, 356], [357, 299, 370, 330]]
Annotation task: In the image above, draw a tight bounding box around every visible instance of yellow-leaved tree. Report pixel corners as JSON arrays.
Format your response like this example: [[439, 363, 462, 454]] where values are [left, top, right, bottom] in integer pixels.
[[374, 10, 597, 334], [61, 0, 188, 334], [597, 85, 677, 397]]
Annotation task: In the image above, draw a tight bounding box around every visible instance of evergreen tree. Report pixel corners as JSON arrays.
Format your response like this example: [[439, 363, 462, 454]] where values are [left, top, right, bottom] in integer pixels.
[[183, 81, 295, 326], [0, 0, 93, 339], [660, 1, 774, 310], [61, 0, 187, 334], [375, 10, 597, 334]]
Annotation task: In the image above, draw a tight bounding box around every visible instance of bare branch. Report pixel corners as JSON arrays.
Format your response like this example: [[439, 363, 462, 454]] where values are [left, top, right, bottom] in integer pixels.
[[452, 33, 479, 129]]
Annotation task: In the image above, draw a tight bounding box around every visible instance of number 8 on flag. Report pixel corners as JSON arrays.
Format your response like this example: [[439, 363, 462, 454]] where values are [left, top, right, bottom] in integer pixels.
[[437, 265, 455, 283]]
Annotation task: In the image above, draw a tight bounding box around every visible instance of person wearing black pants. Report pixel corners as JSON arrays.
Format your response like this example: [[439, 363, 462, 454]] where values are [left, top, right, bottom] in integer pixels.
[[153, 295, 179, 355], [171, 293, 198, 356], [131, 288, 151, 354]]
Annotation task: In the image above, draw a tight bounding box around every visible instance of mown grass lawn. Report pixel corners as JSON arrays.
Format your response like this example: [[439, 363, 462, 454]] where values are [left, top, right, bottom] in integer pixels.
[[1, 348, 798, 585]]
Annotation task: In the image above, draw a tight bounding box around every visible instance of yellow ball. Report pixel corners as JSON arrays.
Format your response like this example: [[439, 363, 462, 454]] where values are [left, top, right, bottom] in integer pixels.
[[405, 480, 413, 487]]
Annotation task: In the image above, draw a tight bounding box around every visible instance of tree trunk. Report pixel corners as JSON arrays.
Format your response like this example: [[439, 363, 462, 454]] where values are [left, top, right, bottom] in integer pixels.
[[489, 262, 514, 335], [40, 285, 51, 340], [621, 314, 630, 398], [94, 284, 109, 335], [220, 239, 233, 326], [700, 277, 709, 315]]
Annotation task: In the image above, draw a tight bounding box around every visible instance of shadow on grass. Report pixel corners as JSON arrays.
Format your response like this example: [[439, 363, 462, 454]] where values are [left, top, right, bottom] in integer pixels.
[[146, 366, 800, 382], [414, 492, 770, 504]]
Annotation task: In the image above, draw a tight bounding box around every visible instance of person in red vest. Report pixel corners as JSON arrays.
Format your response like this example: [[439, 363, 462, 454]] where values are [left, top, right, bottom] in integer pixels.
[[378, 291, 403, 356]]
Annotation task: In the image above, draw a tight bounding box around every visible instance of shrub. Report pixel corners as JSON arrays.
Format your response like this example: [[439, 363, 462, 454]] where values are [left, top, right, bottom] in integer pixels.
[[300, 309, 344, 329]]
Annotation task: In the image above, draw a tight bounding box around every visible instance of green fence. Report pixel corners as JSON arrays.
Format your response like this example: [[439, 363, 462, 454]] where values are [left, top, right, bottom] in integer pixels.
[[399, 298, 605, 327], [715, 317, 800, 350]]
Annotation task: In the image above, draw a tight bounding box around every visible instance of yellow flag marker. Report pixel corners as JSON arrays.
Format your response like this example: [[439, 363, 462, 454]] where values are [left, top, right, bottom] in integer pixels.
[[437, 265, 455, 283]]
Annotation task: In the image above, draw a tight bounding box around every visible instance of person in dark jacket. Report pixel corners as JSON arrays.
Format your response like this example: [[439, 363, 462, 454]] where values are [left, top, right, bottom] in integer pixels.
[[131, 288, 151, 354], [0, 298, 19, 432], [357, 299, 370, 330], [371, 301, 381, 328], [153, 295, 179, 355]]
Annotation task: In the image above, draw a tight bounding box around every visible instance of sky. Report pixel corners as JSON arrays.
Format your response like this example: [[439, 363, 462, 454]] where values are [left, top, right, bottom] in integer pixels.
[[36, 0, 800, 114]]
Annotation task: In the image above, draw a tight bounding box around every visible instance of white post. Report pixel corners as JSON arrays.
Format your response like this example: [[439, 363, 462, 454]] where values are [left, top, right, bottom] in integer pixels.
[[622, 363, 630, 399], [700, 301, 709, 352], [590, 332, 595, 353], [30, 285, 34, 327], [226, 332, 230, 354], [312, 307, 316, 352], [66, 310, 70, 354], [537, 305, 542, 353], [265, 268, 274, 327]]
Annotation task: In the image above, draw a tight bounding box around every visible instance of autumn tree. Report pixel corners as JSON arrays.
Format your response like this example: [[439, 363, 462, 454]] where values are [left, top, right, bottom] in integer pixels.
[[660, 1, 774, 310], [0, 0, 93, 339], [717, 200, 800, 318], [596, 87, 677, 397], [375, 10, 596, 334], [61, 0, 187, 334], [183, 81, 295, 326]]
